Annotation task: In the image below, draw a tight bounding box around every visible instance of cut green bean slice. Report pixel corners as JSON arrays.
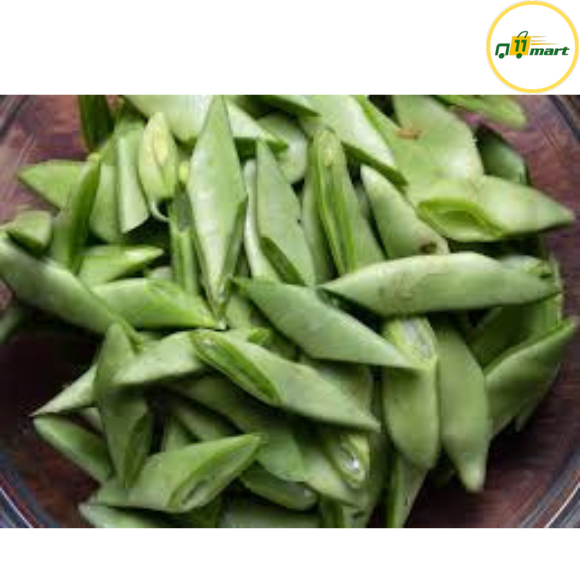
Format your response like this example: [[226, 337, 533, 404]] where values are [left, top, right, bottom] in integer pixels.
[[307, 359, 375, 489], [112, 328, 269, 391], [476, 127, 529, 184], [0, 236, 138, 339], [237, 278, 413, 368], [407, 176, 574, 242], [469, 257, 562, 366], [434, 318, 490, 492], [78, 96, 114, 151], [94, 278, 217, 330], [514, 284, 565, 431], [304, 95, 403, 184], [385, 449, 427, 528], [50, 157, 101, 271], [79, 503, 171, 528], [169, 192, 199, 295], [256, 140, 315, 285], [187, 97, 247, 317], [33, 364, 96, 415], [220, 497, 320, 528], [224, 286, 296, 360], [361, 166, 448, 257], [301, 170, 335, 283], [225, 287, 268, 330], [172, 496, 224, 528], [436, 95, 527, 130], [6, 210, 53, 255], [321, 427, 388, 528], [358, 96, 443, 188], [95, 434, 263, 513], [350, 430, 388, 527], [259, 112, 309, 183], [243, 161, 280, 281], [158, 419, 227, 526], [297, 424, 362, 506], [172, 375, 305, 483], [240, 464, 318, 512], [94, 324, 153, 487], [126, 95, 285, 153], [17, 160, 83, 209], [116, 124, 150, 233], [34, 415, 112, 483], [138, 112, 179, 221], [393, 95, 484, 182], [169, 396, 317, 511], [169, 397, 237, 441], [381, 317, 440, 469], [322, 252, 557, 317], [485, 318, 577, 436], [79, 245, 163, 286], [311, 129, 385, 275], [191, 331, 381, 431], [89, 163, 123, 244]]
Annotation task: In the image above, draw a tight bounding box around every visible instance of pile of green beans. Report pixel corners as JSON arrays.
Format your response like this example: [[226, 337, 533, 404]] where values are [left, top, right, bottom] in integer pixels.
[[1, 95, 576, 528]]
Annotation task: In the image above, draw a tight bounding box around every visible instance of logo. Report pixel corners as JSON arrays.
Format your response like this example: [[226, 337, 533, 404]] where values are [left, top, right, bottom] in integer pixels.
[[495, 30, 571, 59], [487, 2, 578, 92]]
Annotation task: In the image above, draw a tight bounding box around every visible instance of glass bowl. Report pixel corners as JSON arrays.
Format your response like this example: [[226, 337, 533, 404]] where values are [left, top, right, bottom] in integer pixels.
[[0, 95, 578, 528]]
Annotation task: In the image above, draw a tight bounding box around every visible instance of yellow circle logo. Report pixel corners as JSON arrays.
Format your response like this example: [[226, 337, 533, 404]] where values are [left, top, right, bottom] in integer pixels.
[[487, 1, 578, 92]]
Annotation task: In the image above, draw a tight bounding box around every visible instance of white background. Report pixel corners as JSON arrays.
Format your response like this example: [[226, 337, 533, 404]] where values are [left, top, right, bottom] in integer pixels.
[[0, 1, 578, 579], [0, 0, 578, 93], [0, 529, 578, 580]]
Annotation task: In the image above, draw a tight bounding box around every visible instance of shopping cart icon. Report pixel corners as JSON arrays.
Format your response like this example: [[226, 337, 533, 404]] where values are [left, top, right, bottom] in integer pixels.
[[510, 30, 531, 59], [495, 43, 510, 58], [495, 30, 533, 59]]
